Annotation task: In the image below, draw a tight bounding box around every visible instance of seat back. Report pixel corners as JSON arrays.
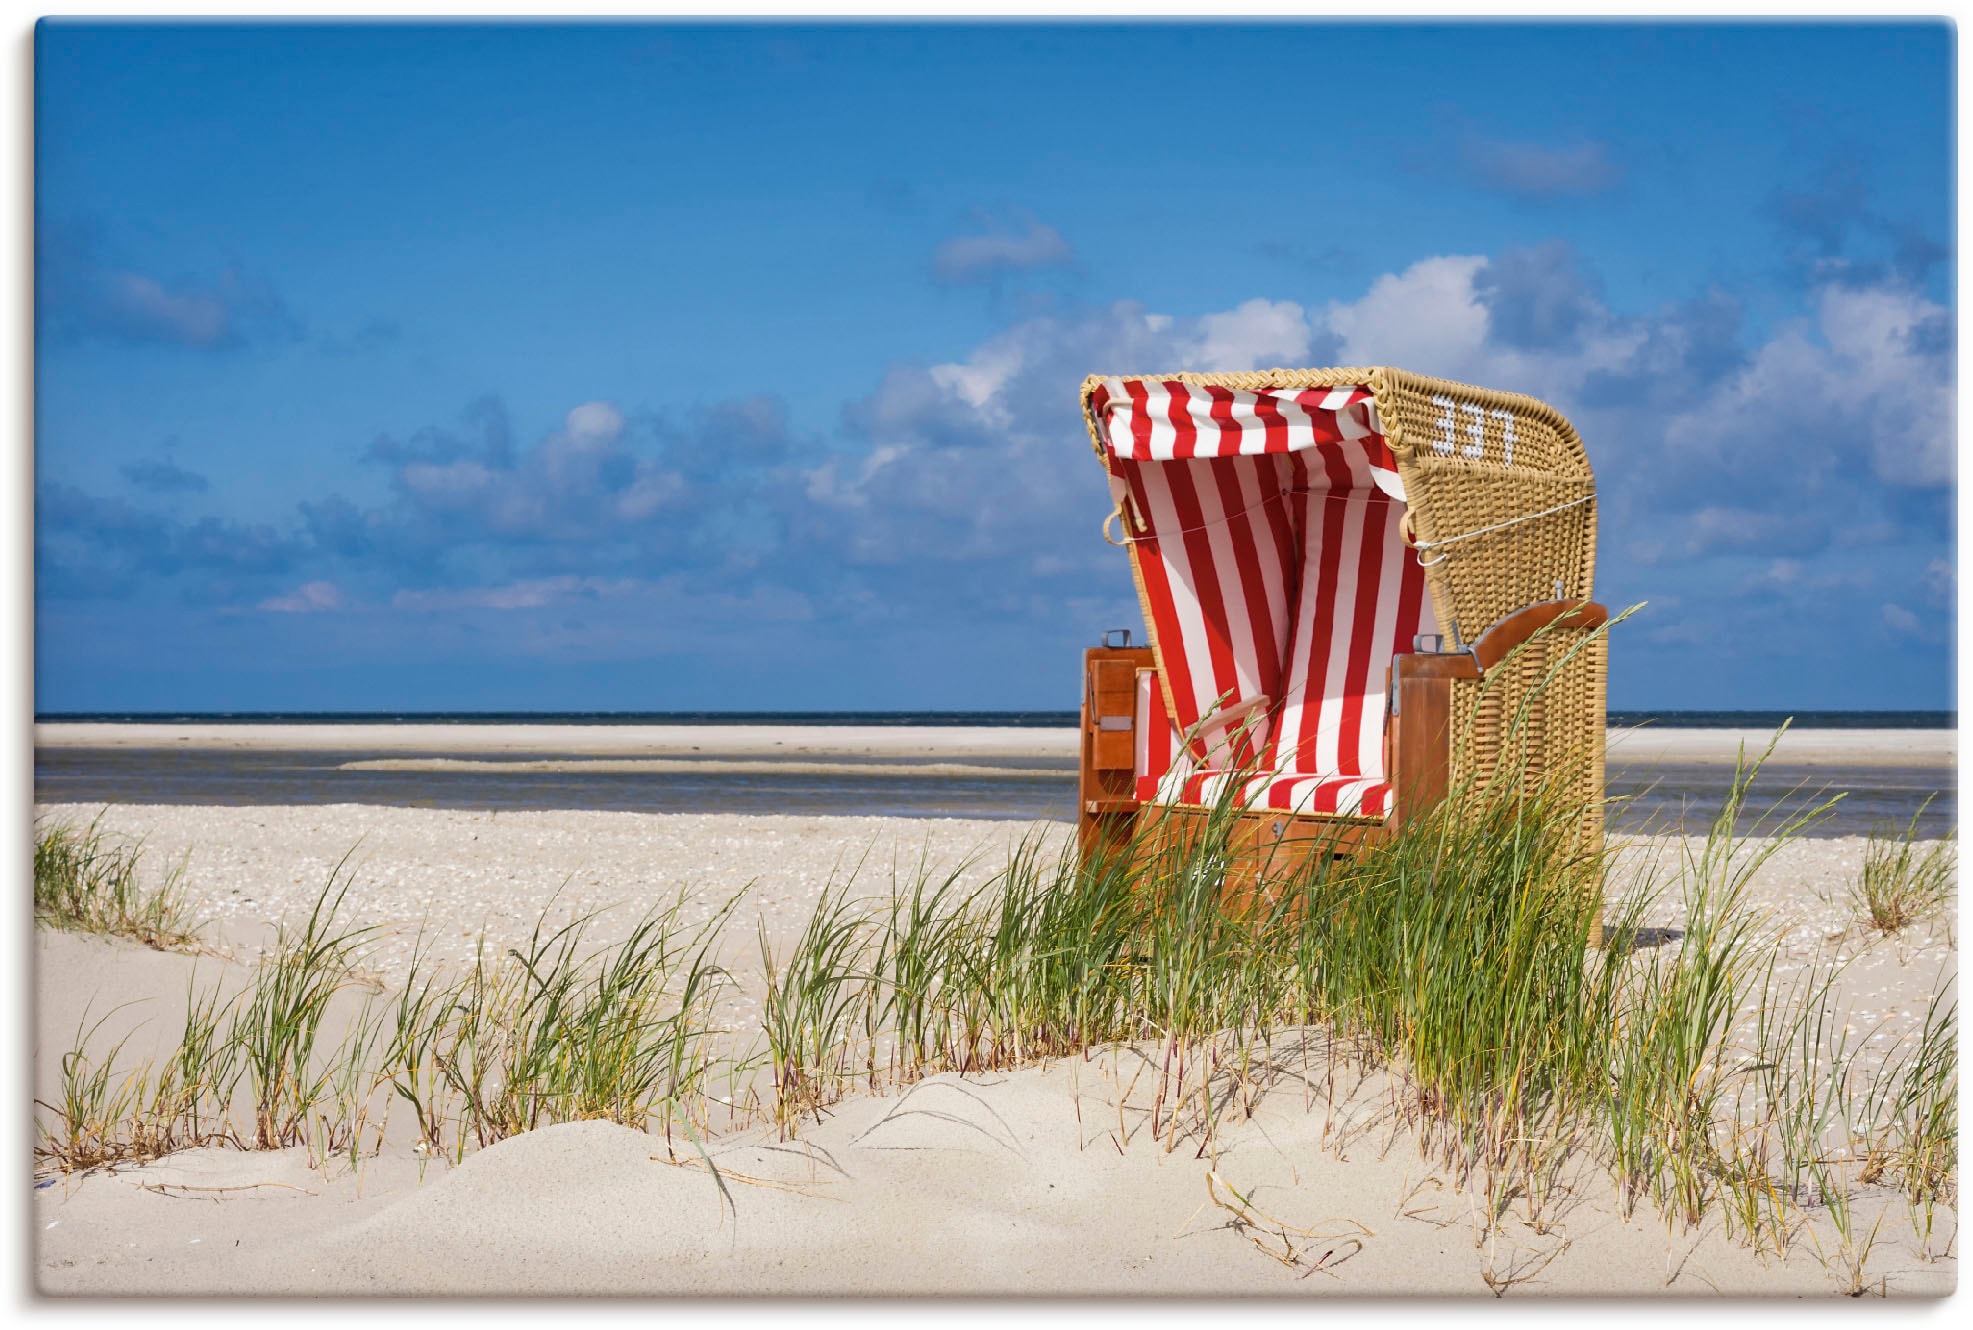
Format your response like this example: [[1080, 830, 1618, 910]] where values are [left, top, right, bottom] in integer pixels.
[[1090, 377, 1431, 794], [1111, 449, 1296, 769], [1268, 471, 1436, 782]]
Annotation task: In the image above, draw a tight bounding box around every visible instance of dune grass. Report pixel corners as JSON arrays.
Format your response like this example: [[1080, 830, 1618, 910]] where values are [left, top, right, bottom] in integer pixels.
[[233, 861, 379, 1150], [432, 889, 738, 1159], [36, 866, 741, 1174], [1851, 799, 1955, 936], [34, 974, 249, 1174], [1858, 987, 1958, 1258], [34, 815, 202, 951], [36, 1008, 151, 1173], [1604, 732, 1841, 1229]]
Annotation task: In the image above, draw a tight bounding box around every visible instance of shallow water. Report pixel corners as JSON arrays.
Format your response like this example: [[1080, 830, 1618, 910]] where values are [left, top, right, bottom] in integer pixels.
[[1605, 762, 1953, 838], [34, 746, 1955, 837]]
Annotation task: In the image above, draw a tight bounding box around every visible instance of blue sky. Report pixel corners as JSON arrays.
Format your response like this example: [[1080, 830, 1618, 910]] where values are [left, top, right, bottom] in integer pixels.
[[35, 20, 1955, 712]]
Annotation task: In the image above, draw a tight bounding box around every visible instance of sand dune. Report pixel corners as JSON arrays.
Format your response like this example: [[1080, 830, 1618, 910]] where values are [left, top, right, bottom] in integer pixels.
[[32, 804, 1958, 1297], [38, 1050, 1956, 1296]]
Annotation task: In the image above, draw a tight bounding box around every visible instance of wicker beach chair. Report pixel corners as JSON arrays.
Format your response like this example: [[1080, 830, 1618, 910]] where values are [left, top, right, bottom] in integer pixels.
[[1075, 368, 1609, 916]]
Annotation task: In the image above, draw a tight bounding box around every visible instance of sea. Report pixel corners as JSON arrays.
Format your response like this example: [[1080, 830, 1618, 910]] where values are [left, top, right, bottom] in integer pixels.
[[34, 710, 1958, 838]]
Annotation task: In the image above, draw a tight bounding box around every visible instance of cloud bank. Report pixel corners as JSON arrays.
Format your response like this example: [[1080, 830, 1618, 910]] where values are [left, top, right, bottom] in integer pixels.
[[36, 244, 1952, 706], [38, 222, 300, 351], [932, 214, 1075, 284]]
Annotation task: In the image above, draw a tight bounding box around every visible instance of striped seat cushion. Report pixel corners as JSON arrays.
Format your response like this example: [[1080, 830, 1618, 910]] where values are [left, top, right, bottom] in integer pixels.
[[1096, 378, 1435, 817], [1157, 768, 1393, 819]]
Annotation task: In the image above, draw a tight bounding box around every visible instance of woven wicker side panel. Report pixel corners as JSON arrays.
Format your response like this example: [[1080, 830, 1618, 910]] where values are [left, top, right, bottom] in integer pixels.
[[1374, 371, 1597, 647], [1448, 630, 1607, 849], [1404, 467, 1596, 644]]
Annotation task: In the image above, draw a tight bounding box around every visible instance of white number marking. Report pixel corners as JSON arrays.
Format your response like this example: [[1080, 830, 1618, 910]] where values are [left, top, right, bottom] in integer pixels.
[[1432, 394, 1516, 464], [1489, 408, 1516, 466], [1431, 394, 1457, 454], [1459, 402, 1486, 459]]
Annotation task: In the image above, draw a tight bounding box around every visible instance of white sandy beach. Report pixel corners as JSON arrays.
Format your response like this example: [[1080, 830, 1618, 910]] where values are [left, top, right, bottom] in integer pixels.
[[32, 792, 1958, 1297], [33, 721, 1079, 760]]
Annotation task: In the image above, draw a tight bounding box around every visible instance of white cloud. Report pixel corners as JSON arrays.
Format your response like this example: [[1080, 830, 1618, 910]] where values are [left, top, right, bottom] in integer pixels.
[[1661, 279, 1952, 488], [822, 297, 1325, 566], [259, 580, 345, 613], [401, 460, 495, 505], [1737, 557, 1875, 595], [1325, 255, 1491, 373], [1644, 619, 1706, 646], [1179, 298, 1312, 372], [933, 218, 1074, 283], [915, 298, 1309, 421], [1817, 283, 1954, 485], [1459, 134, 1620, 199], [811, 251, 1949, 683], [565, 401, 624, 441], [1682, 507, 1799, 557], [213, 246, 1944, 676], [392, 576, 643, 612], [373, 398, 690, 542], [615, 470, 684, 521], [1881, 602, 1923, 635], [928, 341, 1026, 421], [1923, 556, 1953, 604], [111, 273, 229, 347], [1319, 251, 1647, 401]]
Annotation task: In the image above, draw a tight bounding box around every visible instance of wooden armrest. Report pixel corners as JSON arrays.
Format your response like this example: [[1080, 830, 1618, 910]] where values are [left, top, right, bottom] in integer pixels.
[[1396, 652, 1479, 682], [1468, 599, 1608, 675]]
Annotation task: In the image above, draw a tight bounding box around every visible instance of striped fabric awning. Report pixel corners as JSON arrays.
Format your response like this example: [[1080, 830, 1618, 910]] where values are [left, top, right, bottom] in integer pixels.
[[1090, 378, 1438, 819]]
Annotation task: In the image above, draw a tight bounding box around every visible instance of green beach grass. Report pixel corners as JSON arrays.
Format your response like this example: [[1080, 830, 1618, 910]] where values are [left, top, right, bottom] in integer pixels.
[[34, 814, 202, 951], [1852, 797, 1957, 936]]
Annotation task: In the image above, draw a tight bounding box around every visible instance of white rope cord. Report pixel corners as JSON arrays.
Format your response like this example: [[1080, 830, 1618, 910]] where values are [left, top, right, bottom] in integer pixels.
[[1413, 493, 1594, 568]]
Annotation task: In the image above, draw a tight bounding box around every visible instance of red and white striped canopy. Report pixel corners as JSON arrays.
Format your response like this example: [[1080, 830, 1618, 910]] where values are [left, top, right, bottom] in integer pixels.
[[1094, 379, 1404, 499], [1090, 378, 1438, 818]]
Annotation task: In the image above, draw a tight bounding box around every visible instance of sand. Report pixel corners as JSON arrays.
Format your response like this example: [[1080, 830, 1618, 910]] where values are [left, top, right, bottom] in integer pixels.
[[33, 721, 1957, 769], [31, 1038, 1950, 1297], [32, 796, 1957, 1298], [1605, 727, 1956, 770], [33, 722, 1081, 760]]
